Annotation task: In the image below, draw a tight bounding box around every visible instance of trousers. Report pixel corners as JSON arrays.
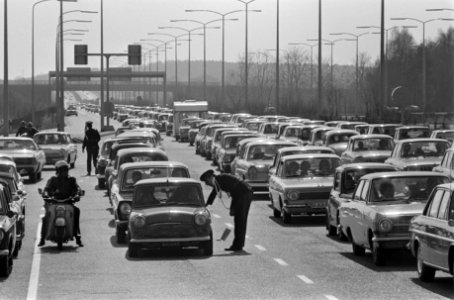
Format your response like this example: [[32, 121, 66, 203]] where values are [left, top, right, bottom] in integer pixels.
[[86, 146, 99, 174], [231, 191, 253, 249]]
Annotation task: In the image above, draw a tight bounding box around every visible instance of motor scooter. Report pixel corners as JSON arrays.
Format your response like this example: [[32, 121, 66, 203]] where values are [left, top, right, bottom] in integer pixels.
[[37, 188, 84, 249]]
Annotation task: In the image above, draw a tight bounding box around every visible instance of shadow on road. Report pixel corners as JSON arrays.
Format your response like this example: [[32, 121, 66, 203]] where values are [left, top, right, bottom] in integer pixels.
[[125, 247, 212, 261], [410, 277, 453, 299], [267, 214, 325, 228], [339, 250, 416, 271]]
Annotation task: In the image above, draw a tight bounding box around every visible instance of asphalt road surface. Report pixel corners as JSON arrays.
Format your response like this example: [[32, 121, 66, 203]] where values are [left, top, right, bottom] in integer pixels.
[[1, 110, 453, 300]]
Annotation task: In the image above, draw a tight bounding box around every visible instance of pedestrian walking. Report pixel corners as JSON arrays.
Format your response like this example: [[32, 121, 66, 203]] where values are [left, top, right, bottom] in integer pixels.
[[26, 122, 39, 138], [82, 121, 100, 176], [16, 121, 28, 137], [200, 170, 253, 252]]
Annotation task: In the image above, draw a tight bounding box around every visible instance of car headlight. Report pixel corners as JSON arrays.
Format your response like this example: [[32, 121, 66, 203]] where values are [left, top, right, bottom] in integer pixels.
[[119, 202, 132, 218], [194, 209, 211, 226], [286, 190, 299, 201], [248, 167, 258, 179], [378, 219, 393, 233], [131, 214, 146, 228]]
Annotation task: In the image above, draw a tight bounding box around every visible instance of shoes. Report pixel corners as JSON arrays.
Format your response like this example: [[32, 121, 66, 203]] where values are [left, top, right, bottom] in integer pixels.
[[224, 246, 242, 252], [86, 172, 91, 176], [38, 239, 45, 247], [76, 237, 84, 247]]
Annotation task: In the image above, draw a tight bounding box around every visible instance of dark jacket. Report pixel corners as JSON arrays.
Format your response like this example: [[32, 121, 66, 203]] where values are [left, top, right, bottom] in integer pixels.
[[26, 127, 39, 138], [16, 126, 28, 137], [82, 128, 100, 151], [206, 174, 252, 207], [44, 175, 81, 200]]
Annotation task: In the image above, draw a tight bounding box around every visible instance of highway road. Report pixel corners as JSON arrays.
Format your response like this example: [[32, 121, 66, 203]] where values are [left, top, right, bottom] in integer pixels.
[[1, 110, 453, 300]]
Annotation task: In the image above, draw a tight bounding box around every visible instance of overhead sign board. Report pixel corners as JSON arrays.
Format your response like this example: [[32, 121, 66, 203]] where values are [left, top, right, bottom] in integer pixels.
[[109, 67, 132, 82], [67, 67, 91, 82]]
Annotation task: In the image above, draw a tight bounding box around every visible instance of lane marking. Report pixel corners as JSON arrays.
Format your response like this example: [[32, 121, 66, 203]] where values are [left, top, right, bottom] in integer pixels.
[[212, 214, 221, 219], [255, 244, 266, 251], [273, 258, 288, 266], [224, 223, 234, 228], [325, 295, 339, 300], [297, 275, 314, 284], [26, 222, 42, 300]]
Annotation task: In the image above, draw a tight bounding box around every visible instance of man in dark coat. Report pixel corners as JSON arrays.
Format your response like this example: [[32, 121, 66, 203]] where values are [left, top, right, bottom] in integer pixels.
[[200, 170, 253, 252], [16, 121, 28, 137], [26, 122, 39, 138], [82, 121, 101, 176]]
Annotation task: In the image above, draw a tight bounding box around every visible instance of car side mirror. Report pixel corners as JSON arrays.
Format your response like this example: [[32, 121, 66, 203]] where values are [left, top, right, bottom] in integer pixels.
[[37, 188, 43, 194]]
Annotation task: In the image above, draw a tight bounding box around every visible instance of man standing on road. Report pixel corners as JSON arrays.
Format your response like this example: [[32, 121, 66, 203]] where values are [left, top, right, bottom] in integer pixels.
[[26, 122, 39, 138], [16, 121, 27, 137], [82, 121, 100, 176], [200, 170, 253, 252]]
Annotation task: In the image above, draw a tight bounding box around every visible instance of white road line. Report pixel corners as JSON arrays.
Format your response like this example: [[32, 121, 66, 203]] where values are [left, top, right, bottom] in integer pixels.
[[26, 222, 42, 300], [212, 214, 221, 219], [224, 222, 234, 228], [255, 244, 266, 251], [297, 275, 314, 284], [273, 258, 288, 266], [325, 295, 339, 300]]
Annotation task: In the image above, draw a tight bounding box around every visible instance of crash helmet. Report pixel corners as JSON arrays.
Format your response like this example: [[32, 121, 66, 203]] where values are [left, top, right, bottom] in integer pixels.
[[55, 160, 70, 174]]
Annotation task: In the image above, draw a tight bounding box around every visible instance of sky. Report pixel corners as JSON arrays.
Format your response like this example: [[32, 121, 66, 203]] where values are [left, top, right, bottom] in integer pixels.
[[0, 0, 453, 79]]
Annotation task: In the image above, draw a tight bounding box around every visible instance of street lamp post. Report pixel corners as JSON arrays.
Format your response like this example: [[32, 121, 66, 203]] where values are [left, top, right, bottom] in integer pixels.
[[329, 32, 369, 108], [288, 42, 317, 90], [186, 9, 243, 110], [169, 19, 225, 102], [3, 0, 8, 136], [276, 0, 280, 114], [391, 17, 446, 112]]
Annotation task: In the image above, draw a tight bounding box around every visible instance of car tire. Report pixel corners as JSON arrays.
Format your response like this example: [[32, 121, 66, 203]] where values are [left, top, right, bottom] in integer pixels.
[[12, 241, 21, 258], [29, 172, 37, 183], [273, 207, 280, 218], [351, 235, 365, 256], [128, 243, 140, 258], [202, 232, 213, 256], [98, 179, 106, 189], [37, 171, 42, 180], [372, 243, 386, 266], [282, 209, 291, 224], [337, 226, 348, 241], [0, 250, 13, 277], [116, 227, 126, 244], [326, 214, 336, 236], [416, 246, 436, 282]]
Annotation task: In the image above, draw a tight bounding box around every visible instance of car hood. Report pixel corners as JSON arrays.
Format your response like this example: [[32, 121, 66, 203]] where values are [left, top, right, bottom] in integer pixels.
[[39, 145, 69, 150], [328, 143, 348, 155], [352, 150, 391, 157], [0, 149, 38, 157], [134, 206, 202, 223], [280, 177, 333, 189], [369, 201, 426, 216], [246, 160, 273, 168], [397, 157, 442, 166]]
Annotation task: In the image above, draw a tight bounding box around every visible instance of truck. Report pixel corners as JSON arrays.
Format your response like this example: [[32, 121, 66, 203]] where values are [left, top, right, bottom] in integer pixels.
[[172, 100, 209, 141]]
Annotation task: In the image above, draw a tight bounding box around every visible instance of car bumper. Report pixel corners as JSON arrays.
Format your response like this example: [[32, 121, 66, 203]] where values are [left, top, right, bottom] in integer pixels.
[[283, 204, 327, 215], [129, 236, 211, 248], [372, 236, 410, 249], [246, 181, 269, 194]]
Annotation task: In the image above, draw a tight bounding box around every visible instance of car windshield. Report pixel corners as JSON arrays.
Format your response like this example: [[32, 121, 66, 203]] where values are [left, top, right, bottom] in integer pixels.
[[284, 127, 302, 138], [353, 138, 393, 151], [248, 144, 289, 160], [119, 153, 166, 165], [123, 167, 189, 190], [263, 124, 279, 134], [328, 133, 355, 144], [399, 128, 430, 139], [436, 132, 454, 140], [342, 168, 396, 194], [400, 141, 449, 158], [0, 139, 37, 150], [370, 176, 448, 202], [134, 183, 203, 207], [284, 157, 339, 178], [34, 134, 68, 145]]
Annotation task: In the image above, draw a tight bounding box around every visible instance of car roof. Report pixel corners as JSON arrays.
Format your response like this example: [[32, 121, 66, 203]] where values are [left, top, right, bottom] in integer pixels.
[[119, 161, 188, 172], [360, 171, 449, 180], [335, 163, 398, 172], [116, 147, 166, 156], [34, 131, 67, 135], [395, 138, 449, 144], [396, 125, 429, 129], [135, 177, 200, 186], [247, 140, 297, 146], [349, 134, 393, 140], [325, 129, 359, 135], [282, 153, 340, 161]]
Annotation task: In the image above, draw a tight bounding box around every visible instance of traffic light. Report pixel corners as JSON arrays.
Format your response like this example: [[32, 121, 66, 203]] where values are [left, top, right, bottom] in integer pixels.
[[74, 44, 88, 65], [128, 45, 141, 65]]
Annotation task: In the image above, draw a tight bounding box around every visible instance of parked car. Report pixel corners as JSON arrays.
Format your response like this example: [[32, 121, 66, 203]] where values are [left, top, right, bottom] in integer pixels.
[[322, 129, 359, 156], [178, 118, 201, 143], [258, 122, 280, 138], [234, 139, 297, 196], [210, 127, 246, 162], [230, 137, 266, 176], [367, 124, 402, 137], [0, 159, 24, 191], [394, 126, 430, 141], [187, 119, 205, 146], [0, 183, 17, 276], [216, 132, 260, 173], [409, 182, 454, 282], [385, 138, 450, 171], [198, 123, 230, 158], [339, 171, 449, 266], [326, 163, 397, 239], [277, 125, 305, 143], [309, 126, 335, 146], [340, 134, 394, 165], [430, 129, 454, 143], [269, 153, 340, 223], [127, 178, 213, 257], [336, 121, 368, 130], [0, 137, 45, 182], [33, 132, 77, 168], [433, 148, 454, 180], [111, 161, 190, 243]]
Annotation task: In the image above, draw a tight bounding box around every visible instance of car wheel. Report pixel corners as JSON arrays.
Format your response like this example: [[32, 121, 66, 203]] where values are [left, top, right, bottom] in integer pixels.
[[128, 243, 140, 258], [0, 250, 12, 277], [326, 214, 336, 236], [281, 209, 291, 224], [12, 241, 21, 258], [416, 246, 435, 282], [202, 232, 213, 256], [29, 172, 37, 183], [337, 225, 348, 241], [98, 179, 106, 189], [351, 234, 365, 256], [37, 172, 42, 180], [372, 243, 386, 266], [116, 226, 126, 244], [273, 207, 280, 218]]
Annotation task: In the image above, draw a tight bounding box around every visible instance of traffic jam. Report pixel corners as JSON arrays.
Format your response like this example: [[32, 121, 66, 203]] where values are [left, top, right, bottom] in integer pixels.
[[0, 101, 453, 296]]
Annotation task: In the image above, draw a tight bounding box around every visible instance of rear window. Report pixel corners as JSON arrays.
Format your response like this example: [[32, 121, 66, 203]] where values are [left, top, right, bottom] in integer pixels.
[[134, 183, 203, 207]]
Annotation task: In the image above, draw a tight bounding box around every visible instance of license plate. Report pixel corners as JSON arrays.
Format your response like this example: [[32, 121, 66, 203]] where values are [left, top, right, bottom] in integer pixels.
[[162, 242, 180, 247]]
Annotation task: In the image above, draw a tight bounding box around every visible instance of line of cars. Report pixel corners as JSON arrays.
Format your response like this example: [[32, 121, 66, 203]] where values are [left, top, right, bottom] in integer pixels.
[[182, 113, 454, 280]]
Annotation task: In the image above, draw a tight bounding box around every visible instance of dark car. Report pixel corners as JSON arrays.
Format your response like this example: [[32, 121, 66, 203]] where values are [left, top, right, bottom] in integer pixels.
[[128, 178, 212, 257], [0, 183, 17, 277]]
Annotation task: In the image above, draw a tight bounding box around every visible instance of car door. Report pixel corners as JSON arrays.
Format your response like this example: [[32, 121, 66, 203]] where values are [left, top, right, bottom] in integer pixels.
[[356, 180, 371, 245], [430, 188, 453, 269], [344, 180, 366, 243], [421, 188, 445, 267], [269, 160, 284, 209]]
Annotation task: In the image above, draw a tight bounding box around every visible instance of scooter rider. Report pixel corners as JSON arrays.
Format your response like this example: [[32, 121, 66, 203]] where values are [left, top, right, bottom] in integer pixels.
[[38, 160, 84, 247]]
